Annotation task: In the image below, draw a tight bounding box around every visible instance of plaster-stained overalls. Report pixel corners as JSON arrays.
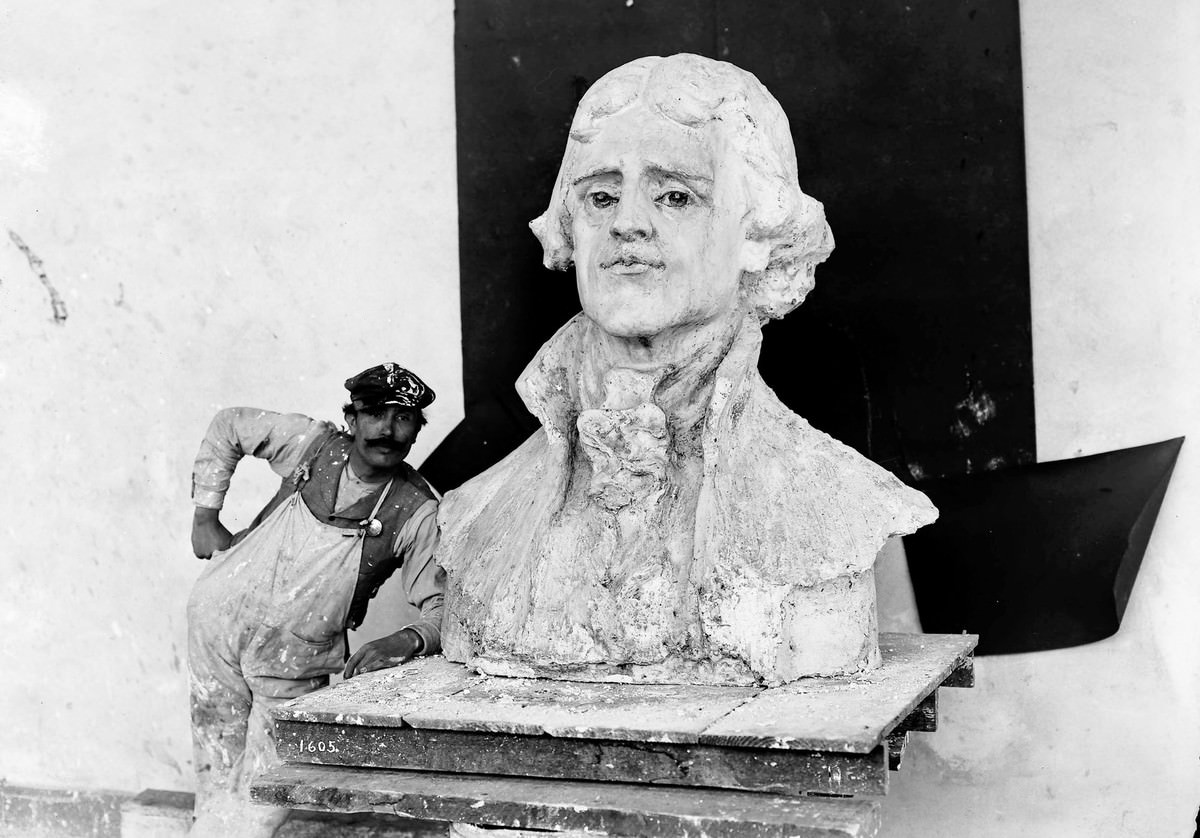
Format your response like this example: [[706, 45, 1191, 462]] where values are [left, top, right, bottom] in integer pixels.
[[188, 409, 442, 837]]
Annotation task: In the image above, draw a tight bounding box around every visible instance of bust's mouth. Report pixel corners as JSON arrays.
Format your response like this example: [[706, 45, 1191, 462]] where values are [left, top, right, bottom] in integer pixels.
[[600, 253, 665, 275]]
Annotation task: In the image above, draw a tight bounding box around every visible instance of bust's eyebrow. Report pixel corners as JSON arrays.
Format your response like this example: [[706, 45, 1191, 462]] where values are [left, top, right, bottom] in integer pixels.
[[572, 165, 713, 189], [644, 164, 713, 187], [572, 167, 620, 187]]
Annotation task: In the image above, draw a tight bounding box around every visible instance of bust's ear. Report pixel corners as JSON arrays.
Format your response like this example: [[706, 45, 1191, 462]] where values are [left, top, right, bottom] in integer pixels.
[[739, 238, 771, 274], [345, 412, 358, 436]]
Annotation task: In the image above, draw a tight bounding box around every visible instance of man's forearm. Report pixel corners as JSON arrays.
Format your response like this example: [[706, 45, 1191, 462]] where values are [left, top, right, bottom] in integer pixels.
[[402, 605, 442, 656], [393, 499, 445, 655]]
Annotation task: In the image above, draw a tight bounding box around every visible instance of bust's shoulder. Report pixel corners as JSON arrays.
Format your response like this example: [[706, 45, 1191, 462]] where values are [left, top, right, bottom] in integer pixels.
[[705, 373, 936, 581], [436, 429, 557, 557], [732, 374, 901, 484]]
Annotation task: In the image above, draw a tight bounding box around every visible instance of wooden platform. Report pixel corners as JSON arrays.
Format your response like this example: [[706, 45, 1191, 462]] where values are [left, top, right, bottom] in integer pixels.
[[255, 765, 882, 838], [251, 633, 976, 836]]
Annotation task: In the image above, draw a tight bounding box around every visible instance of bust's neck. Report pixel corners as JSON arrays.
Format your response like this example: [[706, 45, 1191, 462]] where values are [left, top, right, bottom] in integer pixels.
[[579, 310, 746, 450]]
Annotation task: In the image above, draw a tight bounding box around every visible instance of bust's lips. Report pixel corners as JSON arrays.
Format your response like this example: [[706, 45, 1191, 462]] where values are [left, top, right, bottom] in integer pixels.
[[600, 252, 665, 276]]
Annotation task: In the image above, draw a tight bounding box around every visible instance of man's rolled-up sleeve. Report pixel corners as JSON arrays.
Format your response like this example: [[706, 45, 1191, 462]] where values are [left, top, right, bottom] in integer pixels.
[[192, 408, 330, 509]]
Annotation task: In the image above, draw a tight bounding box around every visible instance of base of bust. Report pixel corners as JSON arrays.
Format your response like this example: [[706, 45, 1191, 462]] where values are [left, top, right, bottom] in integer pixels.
[[457, 653, 764, 687], [444, 571, 883, 687], [456, 643, 880, 687]]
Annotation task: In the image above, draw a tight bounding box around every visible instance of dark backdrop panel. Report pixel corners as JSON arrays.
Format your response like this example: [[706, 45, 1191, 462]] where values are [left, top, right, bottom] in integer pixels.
[[423, 0, 1034, 491]]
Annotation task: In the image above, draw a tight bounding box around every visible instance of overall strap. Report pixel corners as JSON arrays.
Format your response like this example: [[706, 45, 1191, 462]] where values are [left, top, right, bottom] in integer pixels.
[[344, 465, 437, 630], [238, 428, 339, 540]]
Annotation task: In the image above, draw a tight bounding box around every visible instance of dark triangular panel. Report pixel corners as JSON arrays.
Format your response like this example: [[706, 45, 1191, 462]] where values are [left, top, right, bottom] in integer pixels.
[[905, 437, 1184, 654]]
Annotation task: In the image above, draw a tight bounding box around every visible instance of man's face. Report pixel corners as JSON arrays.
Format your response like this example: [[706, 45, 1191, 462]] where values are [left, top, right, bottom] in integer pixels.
[[570, 105, 750, 341], [346, 405, 422, 479]]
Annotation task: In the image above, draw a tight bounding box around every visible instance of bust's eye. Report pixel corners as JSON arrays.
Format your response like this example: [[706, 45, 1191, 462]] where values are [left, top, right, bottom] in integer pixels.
[[589, 191, 618, 209], [658, 190, 691, 208]]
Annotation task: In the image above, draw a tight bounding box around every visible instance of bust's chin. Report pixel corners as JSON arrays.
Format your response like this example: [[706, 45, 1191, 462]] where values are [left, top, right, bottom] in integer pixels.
[[583, 310, 669, 341], [581, 304, 746, 363]]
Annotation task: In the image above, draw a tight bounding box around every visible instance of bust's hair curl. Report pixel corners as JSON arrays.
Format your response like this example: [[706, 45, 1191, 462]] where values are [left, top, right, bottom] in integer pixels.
[[530, 53, 834, 322]]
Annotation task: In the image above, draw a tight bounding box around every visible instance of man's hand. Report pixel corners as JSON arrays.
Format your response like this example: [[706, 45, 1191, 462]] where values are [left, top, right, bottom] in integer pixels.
[[343, 628, 423, 679], [192, 507, 233, 559]]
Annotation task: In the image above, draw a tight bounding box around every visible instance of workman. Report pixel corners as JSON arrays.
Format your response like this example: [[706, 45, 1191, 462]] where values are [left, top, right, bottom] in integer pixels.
[[186, 362, 443, 837]]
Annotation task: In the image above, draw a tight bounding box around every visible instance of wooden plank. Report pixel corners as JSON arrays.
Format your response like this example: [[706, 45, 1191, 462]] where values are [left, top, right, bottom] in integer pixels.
[[698, 634, 977, 753], [274, 634, 976, 754], [275, 721, 889, 797], [274, 657, 483, 727], [941, 655, 976, 688], [895, 691, 937, 734], [119, 788, 444, 838], [275, 657, 755, 743], [401, 677, 757, 743], [252, 764, 881, 838], [0, 785, 126, 838]]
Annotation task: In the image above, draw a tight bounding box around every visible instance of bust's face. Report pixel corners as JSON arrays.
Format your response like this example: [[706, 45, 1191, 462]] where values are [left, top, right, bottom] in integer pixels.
[[570, 105, 750, 341]]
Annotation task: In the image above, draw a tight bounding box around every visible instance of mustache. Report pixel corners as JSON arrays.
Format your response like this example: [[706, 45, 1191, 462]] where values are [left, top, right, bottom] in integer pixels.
[[365, 438, 406, 451], [600, 249, 665, 269]]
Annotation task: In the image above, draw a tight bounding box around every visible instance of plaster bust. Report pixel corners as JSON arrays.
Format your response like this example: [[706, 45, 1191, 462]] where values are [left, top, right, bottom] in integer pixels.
[[438, 54, 937, 686]]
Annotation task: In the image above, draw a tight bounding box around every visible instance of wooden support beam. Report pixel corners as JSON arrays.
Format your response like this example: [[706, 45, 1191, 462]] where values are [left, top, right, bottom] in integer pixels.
[[276, 721, 889, 798], [941, 656, 976, 688], [886, 732, 908, 772], [252, 764, 882, 838], [893, 691, 937, 734]]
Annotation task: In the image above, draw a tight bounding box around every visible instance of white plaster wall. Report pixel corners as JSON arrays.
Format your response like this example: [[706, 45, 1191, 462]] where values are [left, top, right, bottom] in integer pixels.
[[883, 0, 1200, 835], [0, 1, 460, 792]]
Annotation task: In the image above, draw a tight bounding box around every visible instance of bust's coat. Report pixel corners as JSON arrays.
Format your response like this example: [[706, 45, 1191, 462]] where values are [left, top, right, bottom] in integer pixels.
[[438, 313, 937, 686]]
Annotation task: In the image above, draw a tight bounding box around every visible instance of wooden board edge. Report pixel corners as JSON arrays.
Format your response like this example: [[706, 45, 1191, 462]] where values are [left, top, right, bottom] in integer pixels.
[[251, 764, 884, 838], [872, 638, 976, 741], [273, 707, 414, 728], [273, 720, 891, 798]]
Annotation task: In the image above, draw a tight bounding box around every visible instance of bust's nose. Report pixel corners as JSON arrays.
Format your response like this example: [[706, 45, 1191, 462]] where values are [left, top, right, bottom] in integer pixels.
[[610, 193, 653, 241]]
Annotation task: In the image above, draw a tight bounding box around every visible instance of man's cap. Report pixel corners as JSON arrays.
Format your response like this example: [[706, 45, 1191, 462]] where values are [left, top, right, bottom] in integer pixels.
[[344, 363, 435, 411]]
